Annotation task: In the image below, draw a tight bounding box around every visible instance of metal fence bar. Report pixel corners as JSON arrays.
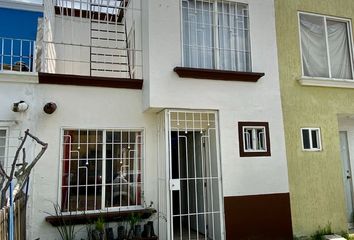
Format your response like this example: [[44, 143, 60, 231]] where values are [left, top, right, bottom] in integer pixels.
[[0, 37, 36, 73]]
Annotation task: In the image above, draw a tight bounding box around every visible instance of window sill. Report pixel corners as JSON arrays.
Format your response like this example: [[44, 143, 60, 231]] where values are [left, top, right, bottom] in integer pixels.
[[174, 67, 265, 82], [298, 77, 354, 89], [0, 71, 38, 84], [45, 208, 156, 226]]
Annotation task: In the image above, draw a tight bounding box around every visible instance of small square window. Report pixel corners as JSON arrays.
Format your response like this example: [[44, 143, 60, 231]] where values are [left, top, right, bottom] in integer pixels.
[[301, 128, 322, 151], [238, 122, 271, 157]]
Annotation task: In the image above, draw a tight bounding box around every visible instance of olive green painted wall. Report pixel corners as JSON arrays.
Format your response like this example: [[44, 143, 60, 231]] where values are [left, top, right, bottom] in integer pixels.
[[275, 0, 354, 236]]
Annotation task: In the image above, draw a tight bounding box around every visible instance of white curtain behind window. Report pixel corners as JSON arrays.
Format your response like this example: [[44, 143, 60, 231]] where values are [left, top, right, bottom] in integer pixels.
[[327, 20, 353, 79], [182, 0, 214, 69], [218, 2, 251, 71], [300, 14, 329, 78]]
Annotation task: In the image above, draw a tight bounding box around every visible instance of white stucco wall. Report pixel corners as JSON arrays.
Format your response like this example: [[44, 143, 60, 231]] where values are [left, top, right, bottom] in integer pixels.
[[143, 0, 289, 196], [0, 75, 158, 240]]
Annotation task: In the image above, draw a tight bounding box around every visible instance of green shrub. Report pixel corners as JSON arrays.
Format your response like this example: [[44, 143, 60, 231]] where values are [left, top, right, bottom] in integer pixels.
[[310, 223, 332, 240]]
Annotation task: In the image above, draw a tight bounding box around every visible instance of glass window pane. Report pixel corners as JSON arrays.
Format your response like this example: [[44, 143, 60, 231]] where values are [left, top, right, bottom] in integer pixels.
[[300, 14, 329, 78], [327, 20, 353, 79], [62, 129, 142, 211], [182, 0, 214, 69], [311, 130, 319, 149], [302, 129, 311, 149], [256, 128, 265, 150], [218, 2, 251, 71]]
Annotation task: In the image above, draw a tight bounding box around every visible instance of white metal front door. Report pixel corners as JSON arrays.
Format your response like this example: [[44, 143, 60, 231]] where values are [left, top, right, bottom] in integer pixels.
[[167, 110, 224, 240], [340, 131, 354, 224]]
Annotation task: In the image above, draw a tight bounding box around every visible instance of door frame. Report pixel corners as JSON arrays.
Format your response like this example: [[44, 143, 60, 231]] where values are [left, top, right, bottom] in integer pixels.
[[164, 109, 225, 240], [340, 130, 354, 226]]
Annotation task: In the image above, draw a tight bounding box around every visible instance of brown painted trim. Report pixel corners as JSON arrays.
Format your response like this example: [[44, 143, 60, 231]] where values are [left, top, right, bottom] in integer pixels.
[[174, 67, 265, 82], [45, 208, 156, 227], [224, 193, 293, 240], [238, 121, 271, 157], [38, 72, 143, 90], [54, 0, 129, 22]]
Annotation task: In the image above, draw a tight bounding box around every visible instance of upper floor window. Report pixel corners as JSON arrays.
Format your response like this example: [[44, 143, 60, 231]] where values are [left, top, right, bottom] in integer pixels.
[[61, 129, 143, 212], [299, 13, 354, 80], [182, 0, 251, 71]]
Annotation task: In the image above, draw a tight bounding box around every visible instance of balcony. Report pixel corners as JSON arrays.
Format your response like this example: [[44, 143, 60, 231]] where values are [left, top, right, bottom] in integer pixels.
[[0, 37, 36, 73], [38, 0, 143, 88]]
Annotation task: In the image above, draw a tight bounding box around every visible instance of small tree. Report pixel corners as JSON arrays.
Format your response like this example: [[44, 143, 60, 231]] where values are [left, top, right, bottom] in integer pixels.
[[0, 129, 48, 208]]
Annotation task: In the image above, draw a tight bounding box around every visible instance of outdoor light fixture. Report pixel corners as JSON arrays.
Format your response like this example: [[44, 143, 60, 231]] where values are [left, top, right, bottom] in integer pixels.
[[43, 102, 57, 114], [12, 101, 29, 113]]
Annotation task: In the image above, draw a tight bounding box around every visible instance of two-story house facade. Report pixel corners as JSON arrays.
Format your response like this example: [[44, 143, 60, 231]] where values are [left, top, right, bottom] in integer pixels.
[[0, 0, 292, 239], [275, 0, 354, 237]]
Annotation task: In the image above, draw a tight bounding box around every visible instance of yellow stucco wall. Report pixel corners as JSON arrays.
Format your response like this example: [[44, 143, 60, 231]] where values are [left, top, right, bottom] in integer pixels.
[[275, 0, 354, 236]]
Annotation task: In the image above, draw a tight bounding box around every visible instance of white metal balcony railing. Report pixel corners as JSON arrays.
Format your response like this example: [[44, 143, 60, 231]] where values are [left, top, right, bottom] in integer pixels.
[[0, 37, 36, 73], [41, 0, 143, 79]]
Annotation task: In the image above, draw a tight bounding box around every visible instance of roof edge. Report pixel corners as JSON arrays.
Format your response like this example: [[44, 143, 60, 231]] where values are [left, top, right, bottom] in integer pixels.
[[0, 0, 43, 12]]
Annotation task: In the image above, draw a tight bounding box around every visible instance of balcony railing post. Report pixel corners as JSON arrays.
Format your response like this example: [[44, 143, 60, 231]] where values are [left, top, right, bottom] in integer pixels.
[[33, 41, 37, 73], [1, 38, 3, 71]]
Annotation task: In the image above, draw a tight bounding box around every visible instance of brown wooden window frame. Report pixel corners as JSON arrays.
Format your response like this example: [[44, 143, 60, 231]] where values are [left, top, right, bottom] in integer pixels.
[[238, 122, 271, 157]]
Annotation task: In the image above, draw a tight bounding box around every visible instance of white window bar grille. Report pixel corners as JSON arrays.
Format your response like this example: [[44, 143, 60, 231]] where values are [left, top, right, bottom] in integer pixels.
[[169, 111, 223, 240], [61, 129, 143, 212], [0, 127, 28, 175], [182, 0, 251, 71], [301, 128, 322, 151], [243, 127, 266, 152], [42, 0, 143, 79], [0, 37, 36, 73]]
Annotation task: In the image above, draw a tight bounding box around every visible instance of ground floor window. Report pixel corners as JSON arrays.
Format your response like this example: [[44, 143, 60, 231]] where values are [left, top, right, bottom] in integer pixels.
[[238, 122, 271, 157], [0, 129, 7, 167], [301, 128, 321, 151], [61, 129, 143, 212]]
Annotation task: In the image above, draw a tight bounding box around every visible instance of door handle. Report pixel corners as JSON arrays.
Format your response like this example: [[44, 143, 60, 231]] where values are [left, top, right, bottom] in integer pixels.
[[347, 175, 352, 179]]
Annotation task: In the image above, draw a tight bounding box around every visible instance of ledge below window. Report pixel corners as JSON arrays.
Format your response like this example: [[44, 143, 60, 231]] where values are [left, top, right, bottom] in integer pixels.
[[174, 67, 265, 82], [45, 208, 156, 226], [38, 72, 143, 89], [298, 77, 354, 89]]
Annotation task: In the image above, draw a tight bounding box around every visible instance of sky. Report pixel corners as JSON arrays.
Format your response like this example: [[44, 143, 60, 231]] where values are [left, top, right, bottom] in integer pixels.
[[0, 5, 43, 67], [9, 0, 42, 4], [0, 7, 42, 39]]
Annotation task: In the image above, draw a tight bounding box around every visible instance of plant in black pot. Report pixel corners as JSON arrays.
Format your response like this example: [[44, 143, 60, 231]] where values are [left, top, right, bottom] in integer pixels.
[[92, 216, 106, 240], [127, 213, 142, 239]]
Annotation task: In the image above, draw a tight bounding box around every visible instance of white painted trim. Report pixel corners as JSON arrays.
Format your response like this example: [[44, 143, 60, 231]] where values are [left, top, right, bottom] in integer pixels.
[[298, 77, 354, 89], [0, 72, 38, 84], [0, 0, 43, 12], [0, 120, 18, 127]]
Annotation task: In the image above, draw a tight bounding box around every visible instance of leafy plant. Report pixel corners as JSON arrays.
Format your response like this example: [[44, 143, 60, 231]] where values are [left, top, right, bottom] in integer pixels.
[[52, 204, 77, 240], [310, 222, 332, 240], [127, 213, 142, 237], [95, 216, 105, 233]]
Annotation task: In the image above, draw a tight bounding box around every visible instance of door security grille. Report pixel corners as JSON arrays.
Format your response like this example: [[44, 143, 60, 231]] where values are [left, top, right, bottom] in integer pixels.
[[167, 110, 224, 240]]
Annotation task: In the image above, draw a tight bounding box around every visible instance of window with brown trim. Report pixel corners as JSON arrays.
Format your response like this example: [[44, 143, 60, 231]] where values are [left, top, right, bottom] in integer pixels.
[[238, 122, 271, 157]]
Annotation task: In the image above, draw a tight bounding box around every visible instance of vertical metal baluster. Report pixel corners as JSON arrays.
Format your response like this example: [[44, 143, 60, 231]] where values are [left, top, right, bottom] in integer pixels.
[[10, 39, 13, 71]]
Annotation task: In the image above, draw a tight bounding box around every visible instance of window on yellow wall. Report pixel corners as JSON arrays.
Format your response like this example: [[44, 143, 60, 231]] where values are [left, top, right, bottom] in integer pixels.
[[301, 128, 322, 151], [299, 12, 354, 80]]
